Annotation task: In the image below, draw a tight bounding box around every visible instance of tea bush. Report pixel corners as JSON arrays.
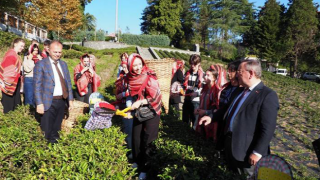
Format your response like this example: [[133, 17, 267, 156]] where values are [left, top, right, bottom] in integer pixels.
[[0, 106, 136, 179], [69, 44, 98, 54], [62, 49, 83, 59]]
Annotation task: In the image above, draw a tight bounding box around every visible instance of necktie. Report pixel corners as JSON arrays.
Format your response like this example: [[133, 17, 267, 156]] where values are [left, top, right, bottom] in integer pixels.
[[224, 88, 249, 134], [53, 61, 68, 99]]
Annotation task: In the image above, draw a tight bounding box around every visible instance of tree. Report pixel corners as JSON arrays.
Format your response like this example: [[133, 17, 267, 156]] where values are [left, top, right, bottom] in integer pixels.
[[284, 0, 319, 76], [82, 12, 96, 31], [79, 0, 93, 10], [24, 0, 83, 40], [0, 0, 30, 18], [210, 0, 254, 60], [178, 0, 196, 48], [125, 26, 130, 34], [195, 0, 211, 49], [254, 0, 283, 63], [141, 0, 183, 46]]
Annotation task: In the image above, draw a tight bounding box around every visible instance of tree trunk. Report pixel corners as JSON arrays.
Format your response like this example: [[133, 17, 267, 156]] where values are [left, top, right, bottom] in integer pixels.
[[294, 55, 298, 78]]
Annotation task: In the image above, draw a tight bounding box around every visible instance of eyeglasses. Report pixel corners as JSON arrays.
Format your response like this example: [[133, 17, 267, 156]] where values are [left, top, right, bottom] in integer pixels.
[[237, 69, 249, 74]]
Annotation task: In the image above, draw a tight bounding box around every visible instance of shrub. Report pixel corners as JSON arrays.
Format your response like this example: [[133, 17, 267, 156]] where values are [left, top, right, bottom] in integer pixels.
[[0, 106, 136, 179], [101, 47, 137, 56], [105, 36, 114, 42], [0, 30, 32, 52], [120, 34, 170, 47], [70, 44, 98, 54], [72, 30, 106, 42], [0, 30, 20, 50], [62, 49, 84, 59]]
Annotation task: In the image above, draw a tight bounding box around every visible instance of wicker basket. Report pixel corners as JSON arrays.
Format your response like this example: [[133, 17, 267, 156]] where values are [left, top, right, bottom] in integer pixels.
[[145, 58, 175, 114], [61, 100, 89, 133]]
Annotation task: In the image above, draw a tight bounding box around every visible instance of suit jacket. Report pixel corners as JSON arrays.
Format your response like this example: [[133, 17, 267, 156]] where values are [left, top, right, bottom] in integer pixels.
[[224, 82, 279, 162], [34, 58, 74, 111]]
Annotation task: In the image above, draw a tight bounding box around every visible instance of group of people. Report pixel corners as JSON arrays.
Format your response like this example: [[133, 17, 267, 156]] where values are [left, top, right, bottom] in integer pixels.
[[0, 38, 279, 179], [114, 52, 279, 179], [0, 38, 100, 144], [169, 54, 279, 176]]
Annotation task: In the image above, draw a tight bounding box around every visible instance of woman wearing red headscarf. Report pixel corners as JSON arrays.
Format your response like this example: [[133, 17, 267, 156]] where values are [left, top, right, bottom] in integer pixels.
[[126, 53, 161, 180], [74, 54, 101, 103], [195, 65, 227, 141], [0, 38, 25, 113], [23, 44, 42, 107], [117, 52, 129, 78]]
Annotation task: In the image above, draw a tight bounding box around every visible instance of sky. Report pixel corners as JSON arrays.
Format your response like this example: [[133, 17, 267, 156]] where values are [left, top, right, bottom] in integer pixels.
[[85, 0, 308, 35]]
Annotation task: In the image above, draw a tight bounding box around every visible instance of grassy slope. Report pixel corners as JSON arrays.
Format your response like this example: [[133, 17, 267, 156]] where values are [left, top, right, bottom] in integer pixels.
[[0, 43, 319, 179], [151, 52, 319, 179]]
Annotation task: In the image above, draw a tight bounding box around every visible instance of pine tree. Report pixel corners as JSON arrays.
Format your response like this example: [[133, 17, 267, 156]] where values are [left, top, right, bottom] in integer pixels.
[[284, 0, 319, 76], [141, 0, 183, 45], [196, 0, 211, 49], [255, 0, 282, 63], [179, 0, 196, 47], [210, 0, 254, 60]]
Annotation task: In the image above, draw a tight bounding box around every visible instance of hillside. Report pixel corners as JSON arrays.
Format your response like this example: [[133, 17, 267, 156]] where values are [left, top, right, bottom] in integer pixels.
[[0, 35, 319, 179]]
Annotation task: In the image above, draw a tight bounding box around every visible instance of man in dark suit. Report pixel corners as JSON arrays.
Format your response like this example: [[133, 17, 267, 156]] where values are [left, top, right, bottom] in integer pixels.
[[200, 59, 279, 175], [34, 40, 74, 143]]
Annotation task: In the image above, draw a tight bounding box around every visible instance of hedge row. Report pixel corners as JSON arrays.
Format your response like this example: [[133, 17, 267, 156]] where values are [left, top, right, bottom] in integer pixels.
[[72, 30, 105, 42], [0, 106, 135, 179], [62, 44, 136, 59], [155, 50, 226, 71], [120, 34, 170, 47]]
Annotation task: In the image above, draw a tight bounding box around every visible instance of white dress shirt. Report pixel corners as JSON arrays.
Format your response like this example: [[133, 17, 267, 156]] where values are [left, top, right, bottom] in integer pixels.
[[49, 57, 65, 96]]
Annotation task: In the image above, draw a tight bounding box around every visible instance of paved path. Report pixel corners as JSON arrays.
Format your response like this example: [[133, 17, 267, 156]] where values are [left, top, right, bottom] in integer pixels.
[[136, 46, 155, 60]]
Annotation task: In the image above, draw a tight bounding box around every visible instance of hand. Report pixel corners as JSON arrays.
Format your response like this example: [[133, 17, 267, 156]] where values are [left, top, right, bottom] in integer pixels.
[[116, 93, 123, 100], [88, 67, 94, 74], [38, 55, 43, 60], [199, 116, 212, 126], [131, 100, 142, 110], [37, 104, 44, 114], [81, 67, 89, 74], [69, 100, 74, 111], [249, 153, 261, 166]]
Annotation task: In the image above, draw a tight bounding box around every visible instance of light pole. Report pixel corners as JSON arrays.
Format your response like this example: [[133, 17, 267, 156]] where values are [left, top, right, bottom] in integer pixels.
[[115, 0, 118, 42]]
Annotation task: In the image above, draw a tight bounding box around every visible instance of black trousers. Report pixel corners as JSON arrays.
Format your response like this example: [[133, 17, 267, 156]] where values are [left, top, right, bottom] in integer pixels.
[[40, 99, 66, 143], [182, 98, 199, 125], [1, 79, 21, 114], [132, 114, 160, 172], [224, 133, 255, 175]]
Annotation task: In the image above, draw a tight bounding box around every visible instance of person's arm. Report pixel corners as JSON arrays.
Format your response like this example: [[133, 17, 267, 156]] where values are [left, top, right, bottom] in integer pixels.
[[177, 70, 184, 84], [33, 61, 44, 114], [64, 62, 74, 102], [74, 65, 87, 82], [249, 90, 279, 165]]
